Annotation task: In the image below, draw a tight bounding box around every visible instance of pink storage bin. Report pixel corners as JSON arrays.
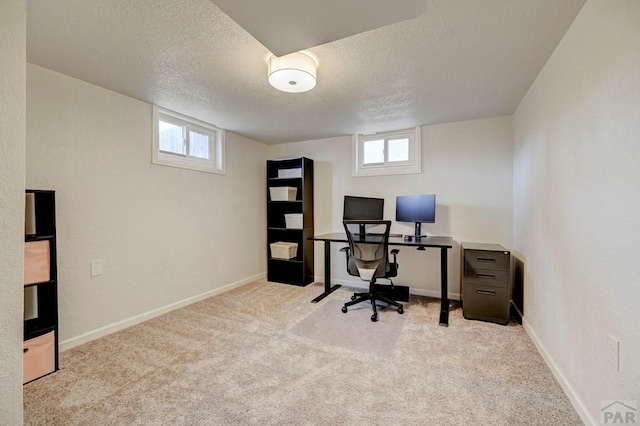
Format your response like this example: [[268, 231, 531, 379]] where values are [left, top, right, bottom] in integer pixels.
[[24, 240, 50, 285], [23, 331, 55, 383]]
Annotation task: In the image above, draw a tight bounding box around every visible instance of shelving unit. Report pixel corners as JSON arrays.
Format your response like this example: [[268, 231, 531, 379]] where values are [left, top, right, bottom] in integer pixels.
[[266, 157, 314, 286], [23, 190, 59, 384]]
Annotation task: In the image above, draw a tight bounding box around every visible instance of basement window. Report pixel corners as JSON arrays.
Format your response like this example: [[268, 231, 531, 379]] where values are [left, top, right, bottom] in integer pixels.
[[352, 127, 421, 177], [152, 106, 225, 174]]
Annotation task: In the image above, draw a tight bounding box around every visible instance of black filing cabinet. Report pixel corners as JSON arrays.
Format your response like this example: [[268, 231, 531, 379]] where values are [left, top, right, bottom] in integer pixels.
[[461, 243, 511, 325]]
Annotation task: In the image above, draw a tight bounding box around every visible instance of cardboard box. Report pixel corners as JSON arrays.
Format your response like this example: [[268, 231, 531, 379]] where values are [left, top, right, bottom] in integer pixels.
[[269, 187, 297, 201], [284, 213, 303, 229], [270, 241, 298, 259]]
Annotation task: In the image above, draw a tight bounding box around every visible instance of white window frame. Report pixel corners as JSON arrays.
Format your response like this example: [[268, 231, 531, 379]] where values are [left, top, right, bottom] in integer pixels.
[[152, 106, 225, 174], [352, 127, 421, 177]]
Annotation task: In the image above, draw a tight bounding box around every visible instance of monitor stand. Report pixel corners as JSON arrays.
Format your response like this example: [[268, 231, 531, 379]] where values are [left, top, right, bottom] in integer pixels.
[[413, 222, 427, 239]]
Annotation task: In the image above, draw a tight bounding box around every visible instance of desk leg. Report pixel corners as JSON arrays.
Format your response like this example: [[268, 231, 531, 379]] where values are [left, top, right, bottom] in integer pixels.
[[439, 247, 449, 327], [311, 240, 341, 303]]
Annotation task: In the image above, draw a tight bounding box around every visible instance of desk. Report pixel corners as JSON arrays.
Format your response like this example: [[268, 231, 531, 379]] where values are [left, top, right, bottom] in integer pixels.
[[310, 233, 454, 326]]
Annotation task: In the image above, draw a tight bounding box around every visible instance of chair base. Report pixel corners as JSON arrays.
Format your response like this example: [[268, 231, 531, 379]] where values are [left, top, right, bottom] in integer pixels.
[[342, 280, 404, 322]]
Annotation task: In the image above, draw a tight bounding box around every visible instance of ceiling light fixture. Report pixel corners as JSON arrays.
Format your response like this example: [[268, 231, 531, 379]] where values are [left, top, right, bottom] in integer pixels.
[[268, 52, 317, 93]]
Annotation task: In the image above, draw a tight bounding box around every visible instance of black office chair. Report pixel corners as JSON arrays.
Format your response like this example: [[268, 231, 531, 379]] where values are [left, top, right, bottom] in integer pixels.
[[340, 220, 404, 322]]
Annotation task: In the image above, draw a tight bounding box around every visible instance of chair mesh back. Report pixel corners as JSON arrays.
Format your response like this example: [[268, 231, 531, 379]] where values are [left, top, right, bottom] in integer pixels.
[[343, 220, 392, 279]]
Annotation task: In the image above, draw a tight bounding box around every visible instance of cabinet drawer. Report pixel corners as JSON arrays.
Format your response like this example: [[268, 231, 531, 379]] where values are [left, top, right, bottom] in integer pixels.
[[24, 331, 55, 384], [464, 250, 509, 271], [464, 267, 508, 288], [463, 283, 509, 324]]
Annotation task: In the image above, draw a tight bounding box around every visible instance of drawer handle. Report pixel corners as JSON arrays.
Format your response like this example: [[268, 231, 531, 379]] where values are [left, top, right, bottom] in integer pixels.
[[476, 289, 496, 296], [477, 273, 496, 280], [477, 257, 496, 263], [23, 348, 29, 353]]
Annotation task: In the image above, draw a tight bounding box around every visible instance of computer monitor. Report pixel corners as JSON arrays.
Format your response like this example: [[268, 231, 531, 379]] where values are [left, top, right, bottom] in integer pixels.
[[395, 194, 436, 238], [343, 196, 384, 234]]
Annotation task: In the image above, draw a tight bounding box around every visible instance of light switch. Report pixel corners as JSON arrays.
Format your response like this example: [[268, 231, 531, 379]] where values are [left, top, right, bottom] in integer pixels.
[[90, 260, 105, 277]]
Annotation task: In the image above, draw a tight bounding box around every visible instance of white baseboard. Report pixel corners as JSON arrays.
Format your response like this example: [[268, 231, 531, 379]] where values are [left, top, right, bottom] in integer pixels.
[[522, 316, 595, 426], [59, 272, 265, 352], [315, 276, 461, 300], [410, 287, 461, 301]]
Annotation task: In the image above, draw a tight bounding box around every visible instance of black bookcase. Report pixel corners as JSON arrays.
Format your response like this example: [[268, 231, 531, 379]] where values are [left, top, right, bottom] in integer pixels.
[[23, 190, 59, 383], [266, 157, 314, 286]]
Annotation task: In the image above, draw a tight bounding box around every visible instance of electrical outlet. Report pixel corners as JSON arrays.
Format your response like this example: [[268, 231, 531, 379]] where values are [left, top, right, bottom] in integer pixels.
[[607, 334, 619, 372], [90, 260, 105, 277]]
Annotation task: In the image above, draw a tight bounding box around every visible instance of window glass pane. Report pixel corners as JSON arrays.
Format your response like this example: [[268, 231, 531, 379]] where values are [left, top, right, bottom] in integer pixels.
[[189, 130, 210, 159], [159, 121, 185, 155], [363, 139, 384, 164], [154, 107, 225, 174], [388, 138, 409, 162]]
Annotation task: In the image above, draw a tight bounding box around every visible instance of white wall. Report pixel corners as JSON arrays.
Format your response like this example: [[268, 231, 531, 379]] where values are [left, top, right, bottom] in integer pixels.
[[26, 64, 268, 348], [0, 0, 26, 423], [268, 116, 513, 298], [512, 0, 640, 423]]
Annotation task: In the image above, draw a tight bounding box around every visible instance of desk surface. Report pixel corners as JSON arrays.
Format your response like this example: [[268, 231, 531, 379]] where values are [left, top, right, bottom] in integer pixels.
[[311, 232, 454, 248], [310, 232, 454, 326]]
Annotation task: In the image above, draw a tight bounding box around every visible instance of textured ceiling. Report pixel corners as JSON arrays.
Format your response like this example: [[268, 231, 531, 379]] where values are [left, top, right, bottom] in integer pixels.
[[27, 0, 585, 144], [212, 0, 428, 56]]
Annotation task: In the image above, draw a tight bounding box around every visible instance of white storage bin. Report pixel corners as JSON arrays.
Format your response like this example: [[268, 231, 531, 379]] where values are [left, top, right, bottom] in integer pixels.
[[278, 168, 302, 178], [269, 186, 297, 201], [284, 213, 303, 229], [25, 193, 36, 235], [24, 286, 38, 321], [270, 241, 298, 259]]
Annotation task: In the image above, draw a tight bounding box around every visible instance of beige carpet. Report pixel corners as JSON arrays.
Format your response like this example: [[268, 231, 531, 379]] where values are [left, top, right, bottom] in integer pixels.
[[290, 299, 405, 359], [24, 279, 582, 425]]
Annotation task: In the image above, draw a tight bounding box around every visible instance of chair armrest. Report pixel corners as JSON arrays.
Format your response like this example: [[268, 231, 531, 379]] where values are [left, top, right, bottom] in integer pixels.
[[390, 248, 399, 267], [340, 246, 350, 263]]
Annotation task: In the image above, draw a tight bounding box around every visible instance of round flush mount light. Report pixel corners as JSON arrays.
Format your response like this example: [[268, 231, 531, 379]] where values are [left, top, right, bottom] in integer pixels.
[[268, 52, 317, 93]]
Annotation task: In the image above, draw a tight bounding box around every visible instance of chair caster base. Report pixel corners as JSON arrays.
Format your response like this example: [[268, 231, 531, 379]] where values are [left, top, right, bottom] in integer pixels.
[[341, 306, 348, 313], [371, 314, 378, 322], [398, 305, 404, 314]]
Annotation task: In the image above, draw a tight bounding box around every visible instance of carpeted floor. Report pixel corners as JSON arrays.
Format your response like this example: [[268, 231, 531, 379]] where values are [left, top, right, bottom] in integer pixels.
[[290, 299, 406, 359], [23, 279, 582, 425]]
